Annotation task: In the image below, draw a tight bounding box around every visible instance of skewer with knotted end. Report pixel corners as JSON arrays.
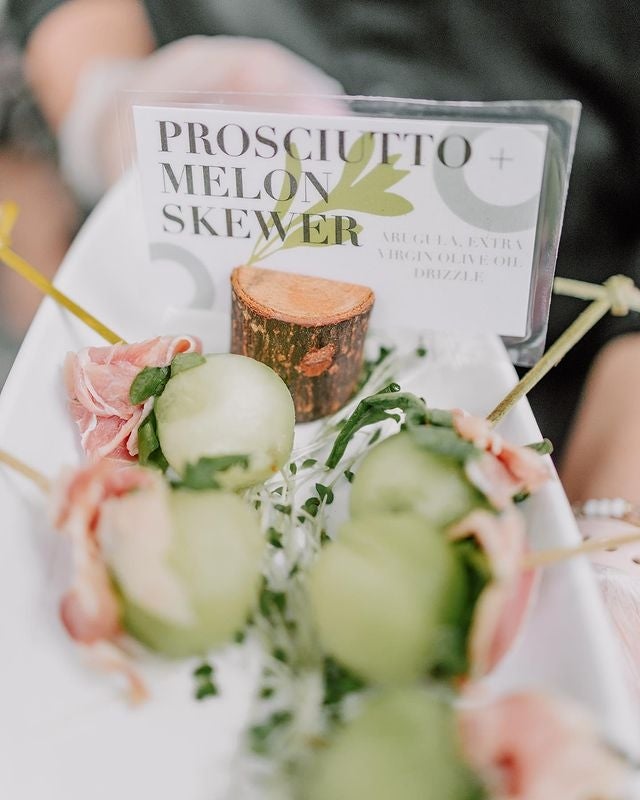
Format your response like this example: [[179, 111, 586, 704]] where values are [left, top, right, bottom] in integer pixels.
[[487, 274, 640, 424]]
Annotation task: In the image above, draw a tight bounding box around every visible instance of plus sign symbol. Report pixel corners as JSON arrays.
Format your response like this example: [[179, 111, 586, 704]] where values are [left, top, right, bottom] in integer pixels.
[[489, 148, 514, 170], [446, 126, 547, 215]]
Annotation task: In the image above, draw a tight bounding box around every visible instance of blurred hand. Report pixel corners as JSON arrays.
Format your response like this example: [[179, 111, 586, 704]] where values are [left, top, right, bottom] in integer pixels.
[[577, 515, 640, 700], [59, 35, 344, 205]]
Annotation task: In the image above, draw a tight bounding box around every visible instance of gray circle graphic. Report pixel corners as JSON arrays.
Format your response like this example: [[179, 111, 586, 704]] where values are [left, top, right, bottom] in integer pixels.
[[149, 242, 216, 309], [433, 125, 544, 233]]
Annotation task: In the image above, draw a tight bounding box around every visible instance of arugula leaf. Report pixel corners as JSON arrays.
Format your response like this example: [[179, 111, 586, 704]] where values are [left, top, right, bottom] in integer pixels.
[[180, 454, 250, 490], [430, 539, 491, 679], [326, 383, 486, 470], [170, 352, 206, 377], [407, 425, 479, 464], [137, 412, 169, 471], [424, 408, 454, 428], [325, 383, 425, 468], [129, 365, 170, 405]]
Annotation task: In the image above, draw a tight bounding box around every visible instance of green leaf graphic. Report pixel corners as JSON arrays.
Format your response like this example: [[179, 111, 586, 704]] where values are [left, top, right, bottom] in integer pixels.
[[249, 133, 414, 262], [328, 154, 413, 216]]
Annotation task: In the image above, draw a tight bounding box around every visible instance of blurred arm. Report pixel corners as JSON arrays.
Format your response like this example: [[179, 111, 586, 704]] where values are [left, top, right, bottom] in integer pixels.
[[23, 0, 156, 131], [560, 333, 640, 504]]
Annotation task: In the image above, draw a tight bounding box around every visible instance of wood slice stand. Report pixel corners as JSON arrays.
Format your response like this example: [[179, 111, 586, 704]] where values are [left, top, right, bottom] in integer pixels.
[[231, 266, 375, 422]]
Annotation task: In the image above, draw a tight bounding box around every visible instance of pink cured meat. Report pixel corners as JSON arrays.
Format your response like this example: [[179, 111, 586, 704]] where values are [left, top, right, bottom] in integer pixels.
[[65, 335, 202, 461], [449, 508, 537, 678], [458, 690, 627, 800], [451, 409, 551, 510], [52, 459, 158, 645], [51, 459, 162, 701]]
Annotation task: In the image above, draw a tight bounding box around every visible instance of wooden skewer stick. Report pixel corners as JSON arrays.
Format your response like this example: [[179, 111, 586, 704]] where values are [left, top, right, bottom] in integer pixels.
[[0, 201, 126, 345], [523, 529, 640, 570], [0, 448, 51, 493], [487, 275, 640, 426], [552, 276, 640, 311]]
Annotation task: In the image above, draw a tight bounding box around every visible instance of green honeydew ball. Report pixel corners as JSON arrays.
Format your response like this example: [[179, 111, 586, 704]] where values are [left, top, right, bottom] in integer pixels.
[[103, 488, 264, 657], [155, 354, 295, 489], [308, 513, 466, 684], [350, 431, 485, 527], [304, 686, 481, 800]]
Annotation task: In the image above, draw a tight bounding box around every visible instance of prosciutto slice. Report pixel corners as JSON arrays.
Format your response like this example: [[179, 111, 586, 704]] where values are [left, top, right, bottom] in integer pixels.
[[449, 508, 537, 677], [451, 409, 551, 510], [64, 335, 202, 461], [458, 689, 628, 800], [51, 459, 160, 701]]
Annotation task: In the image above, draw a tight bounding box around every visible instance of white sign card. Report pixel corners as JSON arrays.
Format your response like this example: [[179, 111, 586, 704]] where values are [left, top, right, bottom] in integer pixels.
[[133, 105, 549, 338]]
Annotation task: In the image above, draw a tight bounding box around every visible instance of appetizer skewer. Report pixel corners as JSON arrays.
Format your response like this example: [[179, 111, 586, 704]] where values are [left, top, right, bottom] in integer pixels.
[[3, 202, 640, 798]]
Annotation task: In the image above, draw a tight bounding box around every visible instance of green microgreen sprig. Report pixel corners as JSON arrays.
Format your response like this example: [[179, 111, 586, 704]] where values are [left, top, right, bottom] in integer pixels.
[[193, 661, 218, 701], [235, 340, 426, 782]]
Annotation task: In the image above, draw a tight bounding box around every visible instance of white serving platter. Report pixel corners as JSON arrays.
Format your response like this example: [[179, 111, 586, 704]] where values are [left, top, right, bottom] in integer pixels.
[[0, 176, 638, 799]]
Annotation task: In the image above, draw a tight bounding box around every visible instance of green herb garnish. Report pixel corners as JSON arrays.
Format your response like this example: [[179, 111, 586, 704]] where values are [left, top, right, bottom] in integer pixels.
[[273, 647, 288, 664], [179, 454, 250, 490], [526, 438, 554, 455], [129, 365, 170, 405], [322, 657, 366, 710], [325, 383, 418, 468], [249, 710, 293, 754], [315, 483, 334, 505], [267, 527, 284, 549], [193, 661, 218, 701], [137, 411, 169, 471], [302, 497, 321, 517], [170, 352, 206, 376], [259, 587, 288, 619]]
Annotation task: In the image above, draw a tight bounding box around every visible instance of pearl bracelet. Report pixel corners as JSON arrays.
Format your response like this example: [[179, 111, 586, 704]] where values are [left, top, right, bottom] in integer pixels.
[[573, 497, 640, 524]]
